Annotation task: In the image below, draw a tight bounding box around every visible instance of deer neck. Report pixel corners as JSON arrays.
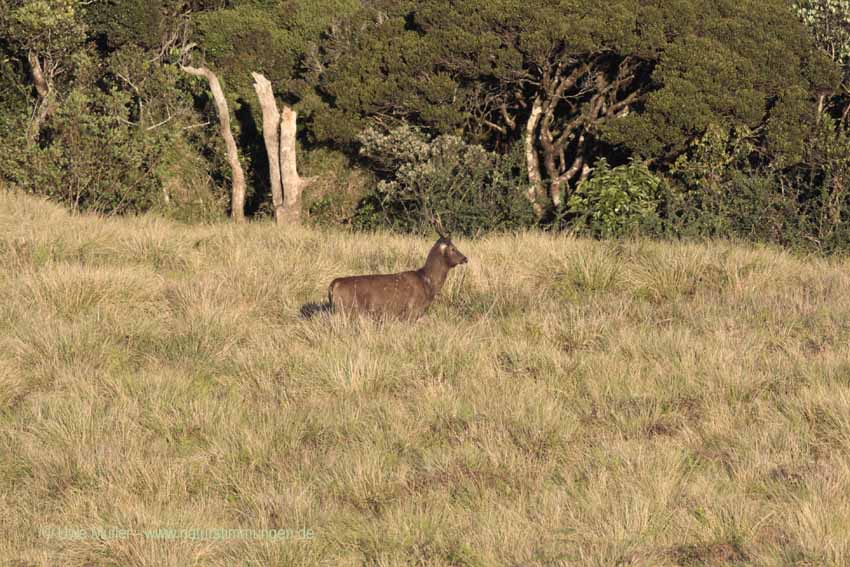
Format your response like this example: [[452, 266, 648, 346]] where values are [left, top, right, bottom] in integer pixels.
[[418, 247, 450, 299]]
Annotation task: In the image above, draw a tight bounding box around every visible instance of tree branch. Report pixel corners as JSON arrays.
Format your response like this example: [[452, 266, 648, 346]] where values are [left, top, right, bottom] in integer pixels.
[[500, 102, 516, 130], [483, 119, 507, 134]]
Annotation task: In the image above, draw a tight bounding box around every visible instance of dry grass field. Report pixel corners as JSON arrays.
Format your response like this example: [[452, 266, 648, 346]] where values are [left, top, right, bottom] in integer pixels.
[[2, 190, 850, 566]]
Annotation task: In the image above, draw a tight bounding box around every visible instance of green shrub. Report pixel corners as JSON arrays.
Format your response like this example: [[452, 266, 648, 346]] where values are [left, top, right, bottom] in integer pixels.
[[662, 121, 850, 253], [352, 125, 534, 236], [663, 171, 811, 245], [566, 159, 664, 238], [9, 87, 165, 214]]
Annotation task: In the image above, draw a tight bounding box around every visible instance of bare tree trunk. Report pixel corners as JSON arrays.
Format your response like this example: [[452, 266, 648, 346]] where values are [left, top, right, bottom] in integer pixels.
[[27, 51, 52, 143], [251, 72, 285, 224], [181, 64, 246, 222], [540, 122, 561, 207], [525, 96, 545, 219], [279, 106, 310, 224], [551, 132, 587, 205]]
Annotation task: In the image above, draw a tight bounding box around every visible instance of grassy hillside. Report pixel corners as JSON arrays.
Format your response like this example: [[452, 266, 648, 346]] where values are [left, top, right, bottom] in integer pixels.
[[2, 190, 850, 566]]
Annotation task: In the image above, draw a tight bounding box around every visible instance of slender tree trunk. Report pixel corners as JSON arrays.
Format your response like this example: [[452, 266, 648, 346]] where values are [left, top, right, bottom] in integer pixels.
[[27, 51, 52, 143], [551, 132, 587, 205], [540, 128, 561, 207], [541, 136, 577, 209], [525, 96, 545, 219], [181, 64, 246, 222], [279, 106, 309, 224], [251, 72, 286, 224]]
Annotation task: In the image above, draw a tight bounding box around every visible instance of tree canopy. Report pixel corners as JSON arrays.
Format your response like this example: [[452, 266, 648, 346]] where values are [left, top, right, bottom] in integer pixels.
[[2, 0, 849, 249]]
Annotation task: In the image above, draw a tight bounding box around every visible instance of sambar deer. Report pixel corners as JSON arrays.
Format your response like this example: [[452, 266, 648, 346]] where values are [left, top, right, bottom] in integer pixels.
[[328, 223, 468, 320]]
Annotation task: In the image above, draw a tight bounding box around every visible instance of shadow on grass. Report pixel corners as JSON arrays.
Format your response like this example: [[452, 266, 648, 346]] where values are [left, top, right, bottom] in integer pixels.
[[299, 301, 334, 320]]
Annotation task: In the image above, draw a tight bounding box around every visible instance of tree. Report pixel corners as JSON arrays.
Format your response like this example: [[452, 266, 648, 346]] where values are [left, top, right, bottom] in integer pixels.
[[252, 72, 286, 223], [315, 0, 837, 218], [795, 0, 850, 64], [1, 0, 191, 214], [278, 106, 311, 224], [181, 56, 247, 222], [189, 0, 359, 220], [794, 0, 850, 124], [2, 0, 86, 142], [252, 72, 312, 224]]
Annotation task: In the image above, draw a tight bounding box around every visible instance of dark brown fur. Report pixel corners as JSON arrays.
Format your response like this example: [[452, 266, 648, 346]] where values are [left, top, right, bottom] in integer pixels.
[[329, 237, 468, 319]]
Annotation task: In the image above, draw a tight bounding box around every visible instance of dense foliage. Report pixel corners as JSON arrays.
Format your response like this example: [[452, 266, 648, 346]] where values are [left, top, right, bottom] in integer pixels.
[[353, 125, 533, 235], [566, 159, 664, 238], [2, 0, 850, 251]]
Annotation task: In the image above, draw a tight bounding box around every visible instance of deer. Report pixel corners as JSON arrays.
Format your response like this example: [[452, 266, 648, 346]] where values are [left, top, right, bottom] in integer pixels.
[[328, 220, 468, 320]]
